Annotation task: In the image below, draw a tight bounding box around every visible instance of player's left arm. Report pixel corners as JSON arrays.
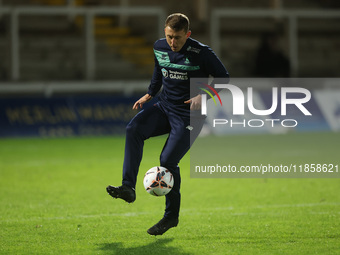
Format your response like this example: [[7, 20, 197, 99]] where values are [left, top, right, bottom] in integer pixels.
[[185, 47, 229, 110], [203, 46, 229, 78], [184, 94, 202, 110]]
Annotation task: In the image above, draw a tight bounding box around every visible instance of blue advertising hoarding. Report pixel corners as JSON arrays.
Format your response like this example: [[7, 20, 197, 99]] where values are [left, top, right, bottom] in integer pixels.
[[0, 96, 140, 137]]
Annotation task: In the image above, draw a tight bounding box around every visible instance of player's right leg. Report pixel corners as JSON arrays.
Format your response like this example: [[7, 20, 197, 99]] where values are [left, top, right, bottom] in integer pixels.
[[106, 185, 136, 203], [106, 103, 170, 203]]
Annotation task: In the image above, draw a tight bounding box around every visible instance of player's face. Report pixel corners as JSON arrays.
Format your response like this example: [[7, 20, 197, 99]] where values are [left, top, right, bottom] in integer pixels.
[[165, 26, 191, 52]]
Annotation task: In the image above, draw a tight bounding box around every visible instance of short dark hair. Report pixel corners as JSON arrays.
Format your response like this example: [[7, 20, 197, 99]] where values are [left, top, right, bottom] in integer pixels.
[[165, 13, 190, 32]]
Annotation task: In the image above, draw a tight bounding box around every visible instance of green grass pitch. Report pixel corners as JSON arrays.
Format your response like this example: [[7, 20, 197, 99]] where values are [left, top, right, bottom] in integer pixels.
[[0, 132, 339, 254]]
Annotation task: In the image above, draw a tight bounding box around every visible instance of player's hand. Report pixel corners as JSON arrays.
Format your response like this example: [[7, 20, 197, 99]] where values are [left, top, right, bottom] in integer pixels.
[[184, 94, 202, 110], [133, 94, 153, 110]]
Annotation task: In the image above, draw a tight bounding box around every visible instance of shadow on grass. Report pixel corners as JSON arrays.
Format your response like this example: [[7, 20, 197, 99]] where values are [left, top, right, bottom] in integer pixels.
[[98, 238, 192, 255]]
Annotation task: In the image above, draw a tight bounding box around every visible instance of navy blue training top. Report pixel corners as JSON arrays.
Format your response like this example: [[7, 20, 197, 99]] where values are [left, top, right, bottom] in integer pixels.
[[147, 37, 229, 116]]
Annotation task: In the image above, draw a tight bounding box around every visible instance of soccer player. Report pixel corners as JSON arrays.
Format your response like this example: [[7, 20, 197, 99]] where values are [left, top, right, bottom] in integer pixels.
[[107, 13, 229, 235]]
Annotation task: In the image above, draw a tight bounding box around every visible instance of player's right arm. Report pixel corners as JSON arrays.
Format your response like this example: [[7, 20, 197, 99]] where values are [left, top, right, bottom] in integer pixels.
[[132, 94, 153, 110], [133, 41, 162, 110], [147, 42, 163, 97]]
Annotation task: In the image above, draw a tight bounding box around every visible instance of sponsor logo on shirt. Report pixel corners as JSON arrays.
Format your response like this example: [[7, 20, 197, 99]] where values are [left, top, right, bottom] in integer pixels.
[[187, 46, 201, 54], [161, 68, 188, 80]]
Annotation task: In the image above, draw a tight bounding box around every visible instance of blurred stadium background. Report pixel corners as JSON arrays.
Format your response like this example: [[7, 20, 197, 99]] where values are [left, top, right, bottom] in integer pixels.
[[1, 3, 339, 254], [0, 0, 340, 137]]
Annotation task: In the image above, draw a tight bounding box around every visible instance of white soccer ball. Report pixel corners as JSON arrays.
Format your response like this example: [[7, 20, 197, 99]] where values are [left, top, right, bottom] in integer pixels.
[[143, 166, 174, 196]]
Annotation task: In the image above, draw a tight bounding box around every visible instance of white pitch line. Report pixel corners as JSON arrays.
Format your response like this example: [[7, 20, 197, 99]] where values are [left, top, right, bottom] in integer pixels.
[[1, 202, 339, 223], [181, 202, 340, 212], [1, 211, 151, 223]]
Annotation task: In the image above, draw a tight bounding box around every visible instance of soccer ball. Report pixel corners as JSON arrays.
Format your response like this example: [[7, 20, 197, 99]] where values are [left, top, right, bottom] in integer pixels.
[[143, 166, 174, 196]]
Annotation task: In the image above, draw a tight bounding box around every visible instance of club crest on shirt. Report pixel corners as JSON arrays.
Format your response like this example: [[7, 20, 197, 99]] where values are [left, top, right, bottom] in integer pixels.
[[162, 68, 168, 78]]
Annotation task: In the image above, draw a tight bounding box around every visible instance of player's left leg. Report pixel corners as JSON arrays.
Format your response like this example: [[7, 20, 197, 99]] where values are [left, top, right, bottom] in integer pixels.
[[162, 114, 205, 220], [147, 112, 205, 235]]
